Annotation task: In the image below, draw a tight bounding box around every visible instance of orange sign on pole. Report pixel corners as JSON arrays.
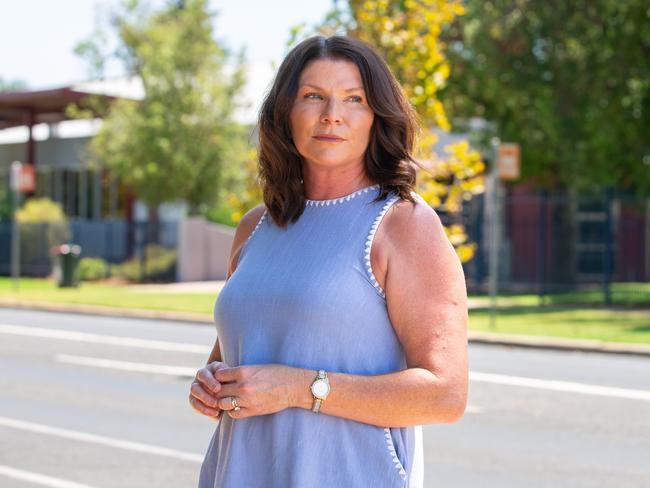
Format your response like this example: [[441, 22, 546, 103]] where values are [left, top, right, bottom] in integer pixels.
[[496, 143, 521, 181], [19, 164, 36, 192]]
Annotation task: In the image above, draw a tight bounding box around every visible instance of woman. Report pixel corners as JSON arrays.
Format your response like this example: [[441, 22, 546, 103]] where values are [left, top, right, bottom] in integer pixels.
[[190, 35, 468, 488]]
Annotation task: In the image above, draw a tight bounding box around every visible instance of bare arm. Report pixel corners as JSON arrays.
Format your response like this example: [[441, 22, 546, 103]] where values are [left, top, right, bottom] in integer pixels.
[[291, 199, 468, 426]]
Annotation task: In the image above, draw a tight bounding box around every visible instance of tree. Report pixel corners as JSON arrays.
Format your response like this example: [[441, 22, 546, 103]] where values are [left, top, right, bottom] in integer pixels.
[[439, 0, 650, 193], [438, 0, 650, 284], [75, 0, 248, 219], [291, 0, 486, 262]]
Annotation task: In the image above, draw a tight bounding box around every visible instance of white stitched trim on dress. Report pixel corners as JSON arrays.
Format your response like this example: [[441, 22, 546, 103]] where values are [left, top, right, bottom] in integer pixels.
[[305, 184, 380, 206], [384, 427, 407, 480], [365, 194, 400, 299], [246, 209, 267, 242]]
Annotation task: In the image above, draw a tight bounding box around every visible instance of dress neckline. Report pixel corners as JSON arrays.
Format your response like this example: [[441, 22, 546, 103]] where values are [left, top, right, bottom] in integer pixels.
[[304, 184, 380, 207]]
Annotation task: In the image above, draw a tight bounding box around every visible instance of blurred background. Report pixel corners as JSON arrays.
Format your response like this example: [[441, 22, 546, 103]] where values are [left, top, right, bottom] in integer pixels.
[[0, 1, 648, 487]]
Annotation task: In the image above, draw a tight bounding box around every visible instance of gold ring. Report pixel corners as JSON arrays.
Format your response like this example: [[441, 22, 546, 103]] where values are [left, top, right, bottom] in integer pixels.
[[231, 397, 241, 411]]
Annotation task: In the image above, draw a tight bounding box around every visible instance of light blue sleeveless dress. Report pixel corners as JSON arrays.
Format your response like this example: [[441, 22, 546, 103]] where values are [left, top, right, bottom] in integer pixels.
[[199, 184, 424, 488]]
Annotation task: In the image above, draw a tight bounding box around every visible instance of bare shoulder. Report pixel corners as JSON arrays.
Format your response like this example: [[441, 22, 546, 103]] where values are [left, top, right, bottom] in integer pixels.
[[235, 204, 267, 242], [226, 203, 266, 279], [382, 193, 447, 254], [380, 192, 465, 302], [371, 193, 449, 293]]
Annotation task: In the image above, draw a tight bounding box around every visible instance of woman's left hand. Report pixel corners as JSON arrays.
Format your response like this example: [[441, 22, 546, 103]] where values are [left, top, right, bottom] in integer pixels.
[[213, 364, 303, 419]]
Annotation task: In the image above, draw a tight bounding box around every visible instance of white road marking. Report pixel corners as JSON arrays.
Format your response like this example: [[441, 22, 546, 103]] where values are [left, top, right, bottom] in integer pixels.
[[4, 323, 648, 403], [0, 465, 97, 488], [0, 323, 211, 354], [0, 416, 203, 463], [470, 371, 650, 401], [55, 354, 197, 377]]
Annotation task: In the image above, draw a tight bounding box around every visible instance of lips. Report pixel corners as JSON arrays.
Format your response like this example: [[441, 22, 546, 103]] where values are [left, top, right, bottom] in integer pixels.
[[313, 135, 345, 141]]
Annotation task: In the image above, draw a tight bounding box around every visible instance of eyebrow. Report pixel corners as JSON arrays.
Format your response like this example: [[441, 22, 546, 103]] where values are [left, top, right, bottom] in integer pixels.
[[300, 83, 365, 92]]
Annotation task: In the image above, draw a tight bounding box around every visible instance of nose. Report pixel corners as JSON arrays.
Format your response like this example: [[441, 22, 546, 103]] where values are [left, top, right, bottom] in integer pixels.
[[320, 98, 342, 124]]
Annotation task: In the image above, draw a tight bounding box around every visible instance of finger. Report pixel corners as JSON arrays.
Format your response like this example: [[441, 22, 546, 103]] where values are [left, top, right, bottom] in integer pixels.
[[190, 381, 220, 409], [196, 369, 221, 394], [189, 395, 221, 418], [214, 367, 240, 383], [214, 382, 240, 399], [217, 396, 244, 411], [226, 407, 246, 419]]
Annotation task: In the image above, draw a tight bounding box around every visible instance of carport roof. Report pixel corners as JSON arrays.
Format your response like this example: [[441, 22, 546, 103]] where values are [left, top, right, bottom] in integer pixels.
[[0, 77, 143, 130], [0, 86, 116, 130]]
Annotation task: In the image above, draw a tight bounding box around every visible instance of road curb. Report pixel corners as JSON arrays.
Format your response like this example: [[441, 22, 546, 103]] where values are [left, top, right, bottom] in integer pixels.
[[2, 299, 650, 357], [0, 298, 213, 324]]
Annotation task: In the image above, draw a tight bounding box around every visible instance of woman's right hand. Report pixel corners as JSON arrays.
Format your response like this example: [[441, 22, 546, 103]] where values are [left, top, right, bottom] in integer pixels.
[[189, 361, 230, 420]]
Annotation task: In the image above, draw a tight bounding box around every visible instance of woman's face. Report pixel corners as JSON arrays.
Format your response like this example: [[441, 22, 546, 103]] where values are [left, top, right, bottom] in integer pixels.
[[289, 58, 374, 173]]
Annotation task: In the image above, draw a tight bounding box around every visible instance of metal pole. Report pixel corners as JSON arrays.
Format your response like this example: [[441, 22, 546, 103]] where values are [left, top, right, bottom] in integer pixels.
[[10, 161, 22, 292], [603, 187, 613, 305], [537, 188, 547, 306], [488, 140, 500, 329]]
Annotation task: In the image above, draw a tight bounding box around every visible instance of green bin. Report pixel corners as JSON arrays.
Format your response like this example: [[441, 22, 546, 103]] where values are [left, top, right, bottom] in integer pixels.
[[54, 244, 82, 288]]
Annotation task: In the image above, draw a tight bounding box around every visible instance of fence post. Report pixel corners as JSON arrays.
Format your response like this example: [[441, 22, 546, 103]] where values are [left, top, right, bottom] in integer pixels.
[[488, 140, 501, 330], [603, 187, 613, 305], [537, 189, 547, 306]]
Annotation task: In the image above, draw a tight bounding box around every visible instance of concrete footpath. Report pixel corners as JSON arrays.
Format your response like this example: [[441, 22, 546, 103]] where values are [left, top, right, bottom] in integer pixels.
[[1, 280, 649, 357]]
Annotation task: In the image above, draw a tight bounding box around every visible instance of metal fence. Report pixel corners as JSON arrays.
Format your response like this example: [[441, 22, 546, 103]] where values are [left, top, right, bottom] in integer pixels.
[[457, 187, 649, 305], [0, 219, 178, 282]]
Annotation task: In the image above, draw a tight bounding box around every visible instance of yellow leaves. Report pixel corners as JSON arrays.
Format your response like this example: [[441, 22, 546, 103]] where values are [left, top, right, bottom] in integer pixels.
[[338, 0, 483, 263], [16, 198, 67, 224], [455, 243, 476, 263], [223, 147, 263, 225]]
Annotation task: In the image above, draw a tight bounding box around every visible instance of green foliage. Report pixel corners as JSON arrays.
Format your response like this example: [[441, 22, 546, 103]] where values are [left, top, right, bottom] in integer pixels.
[[16, 198, 67, 224], [439, 0, 650, 193], [16, 198, 71, 270], [113, 244, 176, 282], [0, 185, 10, 221], [204, 204, 238, 228], [78, 257, 111, 281], [75, 0, 249, 213]]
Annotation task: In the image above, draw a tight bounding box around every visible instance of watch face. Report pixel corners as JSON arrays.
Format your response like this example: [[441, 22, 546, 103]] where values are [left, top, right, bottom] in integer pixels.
[[311, 379, 330, 398]]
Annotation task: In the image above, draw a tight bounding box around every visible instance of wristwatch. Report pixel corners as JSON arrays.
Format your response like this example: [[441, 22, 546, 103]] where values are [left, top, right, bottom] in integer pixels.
[[310, 370, 330, 413]]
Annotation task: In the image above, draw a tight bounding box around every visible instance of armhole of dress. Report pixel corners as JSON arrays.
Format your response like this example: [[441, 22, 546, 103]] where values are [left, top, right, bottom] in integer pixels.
[[234, 208, 267, 270], [364, 194, 400, 300]]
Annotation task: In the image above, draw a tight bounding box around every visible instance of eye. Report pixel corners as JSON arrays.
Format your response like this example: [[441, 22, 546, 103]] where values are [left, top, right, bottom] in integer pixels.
[[348, 95, 363, 103], [304, 92, 322, 100]]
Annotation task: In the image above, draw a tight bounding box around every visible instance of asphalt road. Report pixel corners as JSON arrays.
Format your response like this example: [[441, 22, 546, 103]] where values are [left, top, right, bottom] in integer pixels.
[[0, 308, 648, 488]]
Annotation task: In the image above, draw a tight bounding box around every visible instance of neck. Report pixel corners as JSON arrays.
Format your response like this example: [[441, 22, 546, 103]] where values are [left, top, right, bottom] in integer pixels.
[[303, 175, 376, 201]]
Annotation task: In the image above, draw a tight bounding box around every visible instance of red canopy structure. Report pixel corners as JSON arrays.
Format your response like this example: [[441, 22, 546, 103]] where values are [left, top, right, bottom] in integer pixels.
[[0, 85, 118, 167]]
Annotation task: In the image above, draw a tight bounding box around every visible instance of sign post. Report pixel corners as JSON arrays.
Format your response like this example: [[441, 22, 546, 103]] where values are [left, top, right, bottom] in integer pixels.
[[488, 143, 520, 329], [9, 161, 35, 292]]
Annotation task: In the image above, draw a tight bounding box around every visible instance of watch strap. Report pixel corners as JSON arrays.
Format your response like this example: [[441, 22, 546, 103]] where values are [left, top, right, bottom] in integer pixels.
[[311, 397, 322, 413]]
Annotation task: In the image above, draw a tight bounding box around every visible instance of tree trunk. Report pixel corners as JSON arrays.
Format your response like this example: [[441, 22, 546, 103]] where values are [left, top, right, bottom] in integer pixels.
[[147, 204, 160, 245]]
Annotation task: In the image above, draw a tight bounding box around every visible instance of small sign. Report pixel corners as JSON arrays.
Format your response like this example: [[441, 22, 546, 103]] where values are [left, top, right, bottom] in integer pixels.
[[10, 161, 36, 192], [496, 143, 520, 181]]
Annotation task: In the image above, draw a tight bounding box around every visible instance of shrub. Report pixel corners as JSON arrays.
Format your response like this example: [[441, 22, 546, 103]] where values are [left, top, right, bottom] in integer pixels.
[[113, 244, 177, 282], [78, 257, 110, 282], [15, 198, 70, 275]]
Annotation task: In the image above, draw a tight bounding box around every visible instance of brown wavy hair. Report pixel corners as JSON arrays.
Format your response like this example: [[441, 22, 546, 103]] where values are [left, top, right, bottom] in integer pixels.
[[257, 35, 420, 227]]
